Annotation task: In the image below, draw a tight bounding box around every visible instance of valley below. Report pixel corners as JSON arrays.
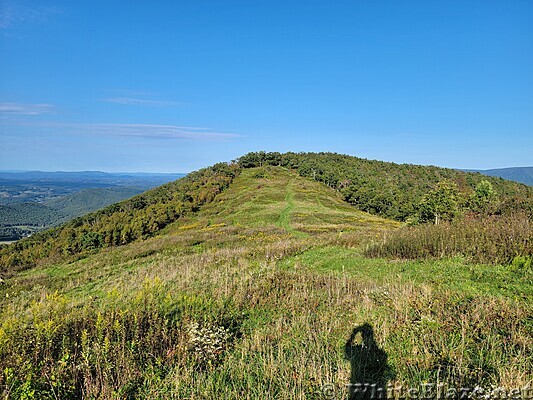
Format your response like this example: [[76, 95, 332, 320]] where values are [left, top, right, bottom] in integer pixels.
[[0, 171, 185, 242]]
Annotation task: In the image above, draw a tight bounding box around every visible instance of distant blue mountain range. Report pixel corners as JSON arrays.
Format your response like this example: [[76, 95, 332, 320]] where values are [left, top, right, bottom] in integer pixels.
[[0, 170, 186, 187], [463, 167, 533, 186], [0, 170, 186, 205]]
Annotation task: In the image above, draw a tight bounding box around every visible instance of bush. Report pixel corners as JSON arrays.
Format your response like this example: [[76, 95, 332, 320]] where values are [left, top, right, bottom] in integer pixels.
[[510, 255, 532, 275], [365, 213, 532, 265]]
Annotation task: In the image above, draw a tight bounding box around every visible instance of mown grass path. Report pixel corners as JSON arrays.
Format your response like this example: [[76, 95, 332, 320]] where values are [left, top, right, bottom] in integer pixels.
[[277, 182, 308, 237]]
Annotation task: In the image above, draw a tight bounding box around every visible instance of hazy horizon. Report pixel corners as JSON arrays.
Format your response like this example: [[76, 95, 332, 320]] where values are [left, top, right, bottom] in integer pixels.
[[0, 161, 532, 176]]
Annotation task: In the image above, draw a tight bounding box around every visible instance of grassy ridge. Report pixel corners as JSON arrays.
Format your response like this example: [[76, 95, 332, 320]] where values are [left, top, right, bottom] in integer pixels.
[[0, 167, 530, 398], [238, 152, 533, 220], [276, 182, 308, 238], [3, 152, 531, 273]]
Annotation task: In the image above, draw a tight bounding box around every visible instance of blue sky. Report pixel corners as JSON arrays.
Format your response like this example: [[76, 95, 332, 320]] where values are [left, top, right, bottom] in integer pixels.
[[1, 0, 531, 172]]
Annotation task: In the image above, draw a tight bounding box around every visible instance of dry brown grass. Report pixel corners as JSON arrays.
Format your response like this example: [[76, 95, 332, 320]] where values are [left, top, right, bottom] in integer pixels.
[[365, 213, 532, 266]]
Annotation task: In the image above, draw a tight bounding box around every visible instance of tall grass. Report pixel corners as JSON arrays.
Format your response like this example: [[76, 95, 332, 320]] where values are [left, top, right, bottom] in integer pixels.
[[0, 281, 245, 399], [1, 265, 531, 399], [365, 213, 532, 266]]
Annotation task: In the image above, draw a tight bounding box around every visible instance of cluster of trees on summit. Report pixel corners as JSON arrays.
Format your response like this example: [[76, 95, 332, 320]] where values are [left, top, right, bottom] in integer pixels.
[[1, 152, 531, 274]]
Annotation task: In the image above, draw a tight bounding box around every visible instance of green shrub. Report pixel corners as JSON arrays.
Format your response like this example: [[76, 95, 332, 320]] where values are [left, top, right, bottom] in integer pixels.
[[510, 255, 532, 274], [365, 213, 532, 265]]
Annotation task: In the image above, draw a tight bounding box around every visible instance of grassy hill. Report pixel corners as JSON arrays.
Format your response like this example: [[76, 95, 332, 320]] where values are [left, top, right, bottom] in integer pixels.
[[3, 152, 531, 271], [0, 164, 530, 399], [238, 152, 532, 220]]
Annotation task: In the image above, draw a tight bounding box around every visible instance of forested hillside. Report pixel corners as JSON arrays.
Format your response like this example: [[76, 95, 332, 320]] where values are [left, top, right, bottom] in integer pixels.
[[0, 163, 238, 273], [0, 203, 65, 241], [0, 188, 144, 241], [0, 203, 63, 227], [45, 187, 143, 218]]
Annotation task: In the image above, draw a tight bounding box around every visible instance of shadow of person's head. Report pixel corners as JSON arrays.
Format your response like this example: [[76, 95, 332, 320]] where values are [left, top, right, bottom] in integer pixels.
[[345, 323, 394, 399], [355, 323, 375, 346]]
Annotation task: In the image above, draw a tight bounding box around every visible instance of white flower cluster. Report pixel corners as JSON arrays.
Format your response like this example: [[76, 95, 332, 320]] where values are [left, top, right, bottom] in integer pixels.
[[186, 322, 231, 368]]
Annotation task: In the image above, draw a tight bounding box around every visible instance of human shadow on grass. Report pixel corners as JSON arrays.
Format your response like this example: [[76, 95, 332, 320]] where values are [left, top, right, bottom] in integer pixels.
[[344, 323, 395, 400]]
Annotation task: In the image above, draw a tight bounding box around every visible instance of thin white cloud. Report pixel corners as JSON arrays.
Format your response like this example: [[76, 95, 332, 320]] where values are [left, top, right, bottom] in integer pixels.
[[105, 89, 158, 97], [0, 102, 54, 115], [0, 1, 59, 29], [85, 123, 239, 140], [102, 97, 185, 107], [0, 120, 241, 141]]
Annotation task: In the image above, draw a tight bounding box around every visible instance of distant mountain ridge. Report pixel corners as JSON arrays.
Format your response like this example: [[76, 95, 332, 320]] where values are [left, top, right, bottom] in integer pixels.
[[45, 187, 145, 221], [0, 171, 186, 187], [0, 171, 186, 241], [463, 167, 533, 186]]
